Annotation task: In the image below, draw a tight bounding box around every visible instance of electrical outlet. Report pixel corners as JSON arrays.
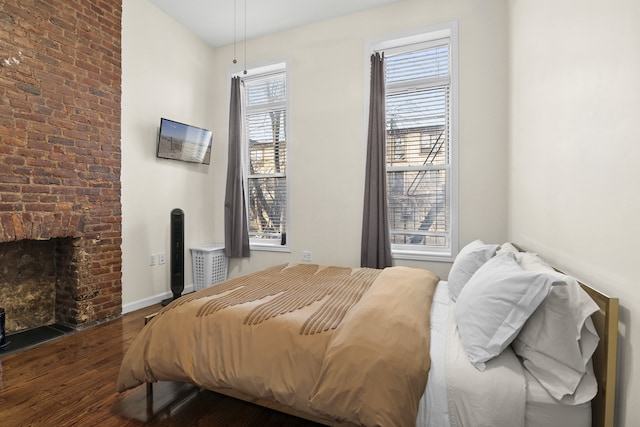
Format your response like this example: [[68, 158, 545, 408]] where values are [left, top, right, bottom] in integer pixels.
[[149, 254, 157, 266], [302, 250, 312, 262], [158, 253, 166, 265]]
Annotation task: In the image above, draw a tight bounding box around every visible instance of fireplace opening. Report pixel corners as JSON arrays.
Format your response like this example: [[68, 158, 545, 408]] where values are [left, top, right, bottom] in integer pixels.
[[0, 238, 80, 356]]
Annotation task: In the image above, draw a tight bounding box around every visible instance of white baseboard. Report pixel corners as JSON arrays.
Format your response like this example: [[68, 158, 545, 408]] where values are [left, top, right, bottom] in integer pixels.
[[122, 284, 195, 314]]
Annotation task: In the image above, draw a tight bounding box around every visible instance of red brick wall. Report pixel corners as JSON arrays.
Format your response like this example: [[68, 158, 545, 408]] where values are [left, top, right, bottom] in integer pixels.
[[0, 0, 122, 326]]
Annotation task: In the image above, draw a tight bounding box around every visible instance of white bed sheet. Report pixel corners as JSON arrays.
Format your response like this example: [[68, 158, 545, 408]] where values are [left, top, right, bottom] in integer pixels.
[[417, 280, 591, 427], [524, 369, 591, 427], [416, 280, 450, 427], [417, 280, 450, 427]]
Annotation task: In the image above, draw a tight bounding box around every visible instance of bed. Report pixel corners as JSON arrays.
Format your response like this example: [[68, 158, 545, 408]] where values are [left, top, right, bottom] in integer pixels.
[[117, 243, 619, 427]]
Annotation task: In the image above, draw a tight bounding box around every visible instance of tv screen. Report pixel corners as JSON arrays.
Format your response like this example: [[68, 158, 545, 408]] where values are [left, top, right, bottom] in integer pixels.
[[157, 118, 212, 164]]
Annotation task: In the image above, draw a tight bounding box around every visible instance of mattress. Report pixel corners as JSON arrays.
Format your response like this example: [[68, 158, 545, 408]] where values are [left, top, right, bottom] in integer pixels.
[[418, 280, 591, 427]]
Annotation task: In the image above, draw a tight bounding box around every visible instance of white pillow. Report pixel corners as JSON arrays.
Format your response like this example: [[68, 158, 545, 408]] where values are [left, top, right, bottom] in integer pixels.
[[517, 251, 554, 273], [454, 252, 554, 370], [512, 269, 600, 404], [496, 242, 519, 255], [448, 239, 498, 301]]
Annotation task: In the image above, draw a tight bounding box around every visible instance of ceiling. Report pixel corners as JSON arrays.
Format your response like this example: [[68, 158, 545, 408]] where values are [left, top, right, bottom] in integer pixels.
[[147, 0, 402, 48]]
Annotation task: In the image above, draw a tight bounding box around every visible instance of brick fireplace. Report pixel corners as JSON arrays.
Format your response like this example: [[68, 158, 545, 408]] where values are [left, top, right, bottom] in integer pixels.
[[0, 1, 122, 333]]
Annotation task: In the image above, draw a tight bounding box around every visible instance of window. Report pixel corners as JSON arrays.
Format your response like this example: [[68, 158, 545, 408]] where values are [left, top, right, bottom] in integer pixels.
[[377, 26, 458, 260], [241, 65, 288, 249]]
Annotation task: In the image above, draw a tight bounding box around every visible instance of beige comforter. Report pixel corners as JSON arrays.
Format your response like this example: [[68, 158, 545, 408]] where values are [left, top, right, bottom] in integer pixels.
[[117, 263, 439, 426]]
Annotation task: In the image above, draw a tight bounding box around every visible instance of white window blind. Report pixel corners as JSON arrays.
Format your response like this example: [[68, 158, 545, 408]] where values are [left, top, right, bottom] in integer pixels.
[[242, 69, 288, 247], [382, 36, 455, 258]]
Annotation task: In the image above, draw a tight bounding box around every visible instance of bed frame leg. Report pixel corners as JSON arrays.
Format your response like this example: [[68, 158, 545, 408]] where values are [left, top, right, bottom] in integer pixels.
[[144, 315, 155, 404], [146, 382, 153, 416]]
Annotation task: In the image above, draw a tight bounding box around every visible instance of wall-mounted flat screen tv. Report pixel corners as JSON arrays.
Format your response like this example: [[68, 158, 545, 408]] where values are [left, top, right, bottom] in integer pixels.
[[157, 118, 212, 165]]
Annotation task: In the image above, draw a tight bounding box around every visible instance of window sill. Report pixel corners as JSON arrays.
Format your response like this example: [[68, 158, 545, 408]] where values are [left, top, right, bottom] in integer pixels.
[[249, 244, 291, 253], [391, 249, 454, 263]]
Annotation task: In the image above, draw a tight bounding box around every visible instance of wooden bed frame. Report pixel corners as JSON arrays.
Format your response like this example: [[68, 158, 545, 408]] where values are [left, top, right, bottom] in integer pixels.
[[143, 271, 619, 427], [579, 280, 619, 427]]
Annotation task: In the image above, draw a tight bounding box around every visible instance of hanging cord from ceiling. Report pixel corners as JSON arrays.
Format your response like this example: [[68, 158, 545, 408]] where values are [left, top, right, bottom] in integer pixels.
[[232, 0, 248, 75], [243, 0, 247, 74], [233, 0, 237, 64]]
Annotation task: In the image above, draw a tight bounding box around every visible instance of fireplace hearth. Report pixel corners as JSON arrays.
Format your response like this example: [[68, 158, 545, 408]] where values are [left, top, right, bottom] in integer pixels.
[[0, 323, 75, 357]]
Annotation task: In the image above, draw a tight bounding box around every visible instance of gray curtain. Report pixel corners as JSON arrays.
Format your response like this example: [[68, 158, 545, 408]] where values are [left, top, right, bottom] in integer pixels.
[[361, 52, 392, 269], [224, 76, 250, 258]]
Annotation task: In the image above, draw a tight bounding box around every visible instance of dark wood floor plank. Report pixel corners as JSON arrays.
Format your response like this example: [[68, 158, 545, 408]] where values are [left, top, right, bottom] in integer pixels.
[[0, 304, 322, 426]]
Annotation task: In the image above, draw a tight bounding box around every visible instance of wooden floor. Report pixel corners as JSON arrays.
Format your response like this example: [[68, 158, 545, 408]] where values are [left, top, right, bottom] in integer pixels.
[[0, 304, 323, 426]]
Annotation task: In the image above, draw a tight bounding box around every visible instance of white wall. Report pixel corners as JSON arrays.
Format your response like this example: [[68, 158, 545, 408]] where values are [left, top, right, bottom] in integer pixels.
[[121, 0, 218, 310], [120, 0, 509, 303], [508, 0, 640, 425], [208, 0, 510, 280]]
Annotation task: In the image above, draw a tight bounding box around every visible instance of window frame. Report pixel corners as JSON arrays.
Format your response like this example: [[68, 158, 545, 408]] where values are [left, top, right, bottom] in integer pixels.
[[237, 63, 290, 252], [369, 22, 459, 261]]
